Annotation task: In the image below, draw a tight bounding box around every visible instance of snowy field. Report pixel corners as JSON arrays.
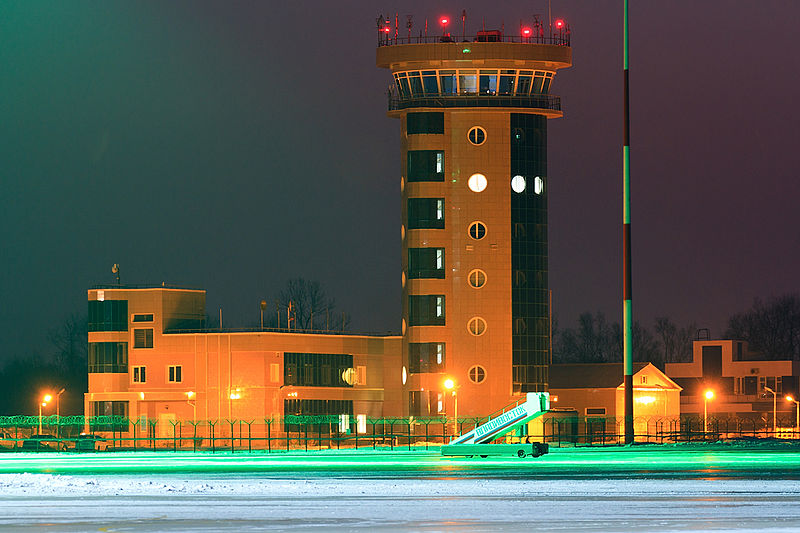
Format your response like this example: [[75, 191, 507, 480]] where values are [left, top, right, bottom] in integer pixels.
[[1, 446, 800, 531]]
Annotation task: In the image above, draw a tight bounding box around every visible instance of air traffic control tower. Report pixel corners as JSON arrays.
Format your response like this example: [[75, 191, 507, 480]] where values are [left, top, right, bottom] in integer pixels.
[[377, 17, 572, 417]]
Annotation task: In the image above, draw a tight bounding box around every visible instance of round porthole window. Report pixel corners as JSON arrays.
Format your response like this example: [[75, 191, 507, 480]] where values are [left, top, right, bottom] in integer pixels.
[[468, 173, 487, 193], [468, 317, 487, 336], [534, 176, 544, 195], [468, 365, 486, 384], [511, 175, 526, 193], [468, 221, 486, 240], [467, 126, 486, 145], [468, 269, 487, 288]]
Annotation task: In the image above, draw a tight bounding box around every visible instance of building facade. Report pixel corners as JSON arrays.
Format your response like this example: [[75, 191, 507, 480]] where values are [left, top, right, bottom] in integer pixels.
[[86, 286, 402, 429], [666, 340, 800, 419], [377, 29, 572, 417]]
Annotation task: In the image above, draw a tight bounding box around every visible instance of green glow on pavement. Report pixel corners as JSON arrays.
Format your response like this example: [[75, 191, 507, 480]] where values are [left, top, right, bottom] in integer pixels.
[[2, 444, 800, 478]]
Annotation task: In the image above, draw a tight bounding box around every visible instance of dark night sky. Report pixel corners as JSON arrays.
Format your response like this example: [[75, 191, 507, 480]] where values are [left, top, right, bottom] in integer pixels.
[[2, 1, 799, 362]]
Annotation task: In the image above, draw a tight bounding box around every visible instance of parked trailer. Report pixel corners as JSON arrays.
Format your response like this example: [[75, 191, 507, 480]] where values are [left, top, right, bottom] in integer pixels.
[[441, 442, 549, 458]]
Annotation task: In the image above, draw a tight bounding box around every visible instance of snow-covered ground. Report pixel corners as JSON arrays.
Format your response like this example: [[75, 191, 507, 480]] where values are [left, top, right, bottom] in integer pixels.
[[2, 474, 800, 531]]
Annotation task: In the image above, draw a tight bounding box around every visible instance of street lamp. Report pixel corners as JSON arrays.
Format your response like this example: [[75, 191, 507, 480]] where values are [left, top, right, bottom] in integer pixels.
[[443, 378, 458, 435], [703, 389, 714, 434], [186, 391, 197, 423], [764, 386, 777, 436], [38, 394, 52, 435], [786, 395, 799, 438], [55, 388, 65, 438]]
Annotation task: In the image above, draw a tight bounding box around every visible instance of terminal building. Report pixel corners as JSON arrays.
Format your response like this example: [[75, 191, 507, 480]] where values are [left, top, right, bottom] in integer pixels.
[[85, 18, 574, 424]]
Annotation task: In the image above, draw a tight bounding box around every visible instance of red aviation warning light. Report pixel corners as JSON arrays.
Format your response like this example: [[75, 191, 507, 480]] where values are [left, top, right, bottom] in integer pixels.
[[383, 26, 391, 34], [554, 19, 565, 30], [439, 16, 449, 26], [521, 27, 532, 37]]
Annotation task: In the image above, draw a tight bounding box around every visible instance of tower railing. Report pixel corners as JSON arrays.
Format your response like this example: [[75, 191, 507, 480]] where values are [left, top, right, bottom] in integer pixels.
[[377, 33, 570, 47], [388, 92, 561, 112]]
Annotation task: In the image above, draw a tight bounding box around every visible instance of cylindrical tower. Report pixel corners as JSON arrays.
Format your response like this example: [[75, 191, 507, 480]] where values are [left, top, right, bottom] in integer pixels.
[[377, 22, 572, 418]]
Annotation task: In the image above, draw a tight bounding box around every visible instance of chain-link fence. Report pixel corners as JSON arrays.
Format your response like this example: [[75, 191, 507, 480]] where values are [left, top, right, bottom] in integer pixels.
[[1, 414, 797, 452]]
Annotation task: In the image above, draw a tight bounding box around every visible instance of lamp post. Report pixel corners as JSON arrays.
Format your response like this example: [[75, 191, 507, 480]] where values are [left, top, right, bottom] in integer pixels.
[[38, 394, 52, 435], [703, 390, 714, 435], [786, 396, 799, 438], [186, 391, 197, 423], [764, 386, 777, 436], [444, 378, 458, 435], [55, 388, 65, 438]]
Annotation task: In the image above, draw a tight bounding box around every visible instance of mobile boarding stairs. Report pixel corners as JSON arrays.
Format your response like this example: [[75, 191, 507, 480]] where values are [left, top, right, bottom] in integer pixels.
[[441, 392, 550, 458]]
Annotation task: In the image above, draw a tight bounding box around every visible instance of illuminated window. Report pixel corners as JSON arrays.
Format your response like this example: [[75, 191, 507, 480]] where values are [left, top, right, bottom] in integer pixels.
[[409, 295, 445, 326], [132, 366, 146, 383], [467, 126, 486, 145], [133, 328, 153, 349], [511, 175, 526, 193], [468, 173, 487, 192], [408, 343, 445, 373], [132, 314, 154, 323], [167, 365, 182, 383], [468, 365, 486, 384], [468, 317, 487, 336], [407, 198, 444, 229], [534, 176, 544, 195], [408, 248, 445, 279], [407, 150, 444, 182], [468, 269, 487, 288]]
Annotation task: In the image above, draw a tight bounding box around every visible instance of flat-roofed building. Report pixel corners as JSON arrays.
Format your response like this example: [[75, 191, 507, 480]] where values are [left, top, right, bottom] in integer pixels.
[[86, 286, 402, 430], [666, 340, 799, 418]]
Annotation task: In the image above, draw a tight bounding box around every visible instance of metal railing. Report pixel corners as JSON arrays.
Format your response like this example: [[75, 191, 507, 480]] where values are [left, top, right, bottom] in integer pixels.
[[2, 414, 799, 453], [388, 93, 561, 112], [378, 33, 570, 47]]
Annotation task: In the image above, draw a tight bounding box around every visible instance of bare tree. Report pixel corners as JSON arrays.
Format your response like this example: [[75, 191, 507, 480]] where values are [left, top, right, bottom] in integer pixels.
[[654, 317, 697, 363], [277, 278, 350, 332], [725, 293, 800, 360]]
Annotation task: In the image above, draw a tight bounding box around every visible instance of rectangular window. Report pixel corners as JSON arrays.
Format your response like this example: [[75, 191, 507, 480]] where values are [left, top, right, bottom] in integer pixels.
[[408, 342, 445, 373], [408, 390, 444, 416], [408, 295, 445, 326], [458, 69, 477, 94], [421, 71, 438, 95], [407, 198, 444, 229], [168, 365, 182, 383], [408, 248, 445, 279], [90, 401, 128, 432], [499, 70, 516, 95], [88, 300, 128, 331], [406, 112, 444, 134], [479, 70, 498, 94], [133, 328, 154, 349], [132, 366, 146, 383], [586, 407, 606, 416], [132, 314, 154, 323], [407, 150, 444, 182], [357, 366, 366, 386], [283, 399, 353, 432], [408, 71, 423, 94], [283, 353, 354, 387], [438, 70, 456, 94], [88, 342, 128, 373]]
